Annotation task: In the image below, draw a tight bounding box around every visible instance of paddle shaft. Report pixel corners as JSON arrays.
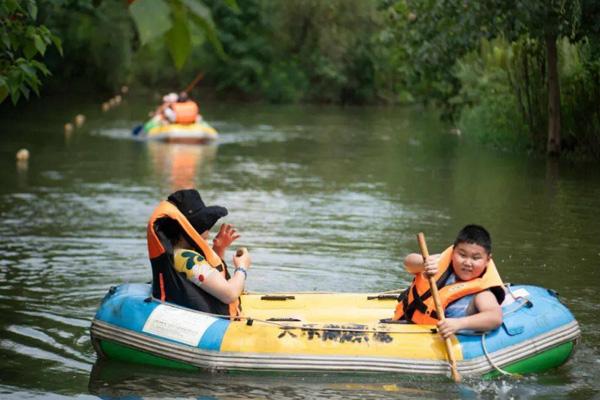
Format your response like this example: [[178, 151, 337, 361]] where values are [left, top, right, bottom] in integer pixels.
[[183, 72, 205, 94], [417, 232, 462, 382]]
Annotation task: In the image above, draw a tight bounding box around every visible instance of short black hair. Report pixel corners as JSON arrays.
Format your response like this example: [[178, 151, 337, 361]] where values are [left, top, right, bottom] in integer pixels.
[[178, 92, 189, 102], [453, 224, 492, 254]]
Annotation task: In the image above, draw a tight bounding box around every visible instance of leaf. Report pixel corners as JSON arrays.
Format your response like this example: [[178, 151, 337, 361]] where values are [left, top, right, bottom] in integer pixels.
[[4, 0, 21, 14], [33, 34, 47, 55], [166, 4, 191, 70], [10, 85, 21, 105], [19, 84, 30, 100], [31, 60, 50, 76], [23, 42, 37, 59], [18, 62, 36, 79], [25, 0, 37, 20], [0, 77, 8, 103], [0, 32, 10, 50], [129, 0, 172, 45], [222, 0, 240, 13], [51, 34, 63, 56], [180, 0, 211, 21]]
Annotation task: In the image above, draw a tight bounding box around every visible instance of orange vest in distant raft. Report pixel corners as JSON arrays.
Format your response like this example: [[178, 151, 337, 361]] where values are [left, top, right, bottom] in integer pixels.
[[392, 246, 505, 324], [171, 101, 198, 124], [147, 201, 240, 317]]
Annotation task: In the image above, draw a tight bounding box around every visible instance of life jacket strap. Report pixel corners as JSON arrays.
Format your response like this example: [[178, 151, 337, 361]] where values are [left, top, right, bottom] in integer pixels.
[[159, 272, 166, 302], [401, 266, 453, 321]]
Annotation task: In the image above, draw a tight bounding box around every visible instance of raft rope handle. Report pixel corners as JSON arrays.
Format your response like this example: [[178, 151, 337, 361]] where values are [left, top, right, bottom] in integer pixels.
[[469, 294, 532, 378], [150, 285, 531, 337], [246, 318, 437, 335], [481, 332, 513, 376], [157, 304, 437, 335], [480, 287, 532, 377]]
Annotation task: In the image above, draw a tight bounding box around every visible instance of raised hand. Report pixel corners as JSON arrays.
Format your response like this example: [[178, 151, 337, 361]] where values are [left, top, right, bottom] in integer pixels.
[[212, 223, 240, 258]]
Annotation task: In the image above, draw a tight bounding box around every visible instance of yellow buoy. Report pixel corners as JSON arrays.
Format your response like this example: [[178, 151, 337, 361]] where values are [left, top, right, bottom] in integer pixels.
[[64, 123, 74, 133], [101, 102, 110, 112]]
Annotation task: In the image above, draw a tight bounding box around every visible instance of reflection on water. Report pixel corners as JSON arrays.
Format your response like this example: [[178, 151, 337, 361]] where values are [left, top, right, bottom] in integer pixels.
[[147, 141, 218, 191], [88, 359, 589, 400], [0, 96, 599, 399], [88, 359, 443, 400]]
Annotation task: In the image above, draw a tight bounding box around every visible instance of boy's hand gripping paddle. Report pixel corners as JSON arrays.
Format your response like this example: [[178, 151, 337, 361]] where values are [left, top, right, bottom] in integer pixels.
[[417, 232, 462, 383]]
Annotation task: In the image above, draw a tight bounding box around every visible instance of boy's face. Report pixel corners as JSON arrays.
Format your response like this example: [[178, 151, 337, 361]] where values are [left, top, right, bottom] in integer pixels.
[[451, 242, 490, 281]]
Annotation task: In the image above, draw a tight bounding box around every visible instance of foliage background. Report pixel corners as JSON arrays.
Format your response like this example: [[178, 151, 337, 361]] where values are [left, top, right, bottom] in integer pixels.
[[1, 0, 600, 158]]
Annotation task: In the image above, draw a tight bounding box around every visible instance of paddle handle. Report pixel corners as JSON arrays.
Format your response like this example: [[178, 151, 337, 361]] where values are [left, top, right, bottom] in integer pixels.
[[417, 232, 461, 383], [235, 248, 248, 257]]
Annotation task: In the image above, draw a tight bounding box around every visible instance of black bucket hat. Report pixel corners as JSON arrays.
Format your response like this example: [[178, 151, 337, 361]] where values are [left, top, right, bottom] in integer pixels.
[[167, 189, 228, 233]]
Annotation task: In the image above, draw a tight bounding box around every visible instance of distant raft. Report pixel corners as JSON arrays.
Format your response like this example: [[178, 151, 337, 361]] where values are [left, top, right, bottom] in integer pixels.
[[90, 284, 579, 378], [137, 119, 218, 144]]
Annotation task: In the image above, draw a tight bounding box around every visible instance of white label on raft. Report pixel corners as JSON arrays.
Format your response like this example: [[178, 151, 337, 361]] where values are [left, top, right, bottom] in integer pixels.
[[142, 304, 217, 346]]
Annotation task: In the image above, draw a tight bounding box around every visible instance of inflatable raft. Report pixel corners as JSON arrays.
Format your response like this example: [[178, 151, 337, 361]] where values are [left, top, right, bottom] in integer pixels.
[[139, 120, 218, 144], [90, 283, 579, 378]]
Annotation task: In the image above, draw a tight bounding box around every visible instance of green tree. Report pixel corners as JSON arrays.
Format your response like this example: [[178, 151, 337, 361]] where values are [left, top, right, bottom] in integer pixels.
[[0, 0, 62, 104], [386, 0, 599, 156]]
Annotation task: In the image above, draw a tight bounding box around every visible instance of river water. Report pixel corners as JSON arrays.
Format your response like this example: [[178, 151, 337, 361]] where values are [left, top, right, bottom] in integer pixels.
[[0, 94, 599, 399]]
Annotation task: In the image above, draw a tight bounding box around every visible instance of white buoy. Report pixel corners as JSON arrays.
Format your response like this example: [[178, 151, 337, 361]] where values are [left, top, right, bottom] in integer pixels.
[[102, 102, 110, 112], [121, 85, 129, 94], [75, 114, 86, 127], [16, 148, 30, 161]]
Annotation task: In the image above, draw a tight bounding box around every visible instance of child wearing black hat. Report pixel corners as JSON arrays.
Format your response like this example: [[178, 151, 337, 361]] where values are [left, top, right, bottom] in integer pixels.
[[157, 189, 250, 311]]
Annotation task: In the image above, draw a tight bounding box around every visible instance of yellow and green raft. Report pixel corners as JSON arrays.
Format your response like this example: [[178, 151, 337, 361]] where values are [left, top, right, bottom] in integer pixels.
[[139, 119, 218, 144], [91, 283, 579, 378]]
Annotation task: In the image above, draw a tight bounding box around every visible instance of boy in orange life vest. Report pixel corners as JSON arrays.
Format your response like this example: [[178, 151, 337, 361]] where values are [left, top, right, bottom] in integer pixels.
[[393, 225, 505, 339], [152, 189, 250, 314]]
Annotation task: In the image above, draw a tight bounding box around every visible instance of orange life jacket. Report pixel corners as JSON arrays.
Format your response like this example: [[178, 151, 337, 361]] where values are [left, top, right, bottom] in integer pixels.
[[147, 201, 240, 317], [171, 101, 198, 124], [392, 246, 504, 324]]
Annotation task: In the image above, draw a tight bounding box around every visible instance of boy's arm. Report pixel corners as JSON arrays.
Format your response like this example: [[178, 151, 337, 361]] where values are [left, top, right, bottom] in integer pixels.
[[404, 253, 441, 274], [436, 291, 503, 339]]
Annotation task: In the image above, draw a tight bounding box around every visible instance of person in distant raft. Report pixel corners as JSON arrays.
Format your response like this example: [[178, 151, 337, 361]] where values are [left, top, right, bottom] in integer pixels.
[[163, 92, 200, 124], [393, 225, 505, 338], [146, 189, 250, 317]]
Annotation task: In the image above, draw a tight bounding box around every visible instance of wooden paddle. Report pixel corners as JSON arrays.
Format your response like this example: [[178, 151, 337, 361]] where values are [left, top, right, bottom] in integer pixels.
[[417, 232, 462, 382], [182, 72, 205, 95]]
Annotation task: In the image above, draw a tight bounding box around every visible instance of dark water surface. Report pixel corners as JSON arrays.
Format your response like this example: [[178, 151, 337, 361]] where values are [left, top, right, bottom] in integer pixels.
[[0, 94, 599, 399]]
